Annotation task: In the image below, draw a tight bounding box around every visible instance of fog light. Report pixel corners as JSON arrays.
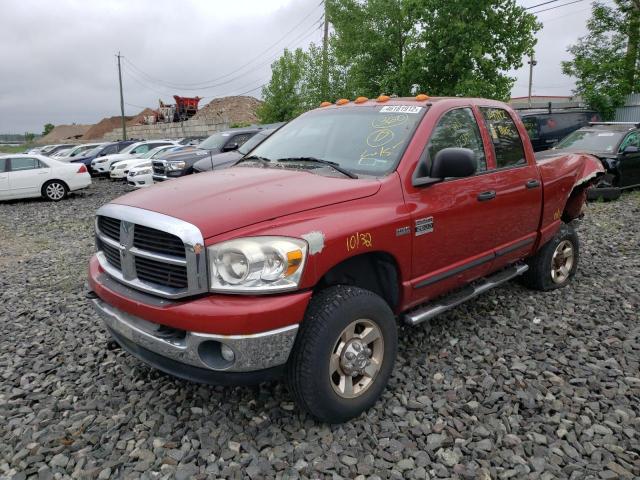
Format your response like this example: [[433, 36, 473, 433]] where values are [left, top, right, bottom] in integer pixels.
[[220, 344, 235, 362]]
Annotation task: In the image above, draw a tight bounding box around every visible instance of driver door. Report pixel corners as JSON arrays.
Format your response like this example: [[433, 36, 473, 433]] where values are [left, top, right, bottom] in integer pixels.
[[618, 131, 640, 187], [406, 107, 496, 304]]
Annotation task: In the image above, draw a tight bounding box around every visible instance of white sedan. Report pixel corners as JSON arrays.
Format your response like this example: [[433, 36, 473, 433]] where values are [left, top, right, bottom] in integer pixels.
[[126, 162, 154, 188], [91, 140, 177, 175], [0, 154, 91, 201], [109, 144, 176, 180]]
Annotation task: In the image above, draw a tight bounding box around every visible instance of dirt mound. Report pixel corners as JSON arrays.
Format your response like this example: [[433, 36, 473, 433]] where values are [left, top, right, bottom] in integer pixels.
[[128, 108, 156, 126], [192, 96, 262, 124], [82, 116, 133, 140], [37, 124, 91, 145]]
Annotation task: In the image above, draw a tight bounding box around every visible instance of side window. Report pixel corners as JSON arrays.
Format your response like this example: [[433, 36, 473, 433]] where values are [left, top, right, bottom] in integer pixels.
[[10, 157, 42, 171], [480, 107, 526, 168], [522, 117, 539, 140], [0, 158, 6, 172], [619, 132, 640, 151], [427, 108, 487, 172], [230, 134, 252, 148], [133, 145, 150, 154]]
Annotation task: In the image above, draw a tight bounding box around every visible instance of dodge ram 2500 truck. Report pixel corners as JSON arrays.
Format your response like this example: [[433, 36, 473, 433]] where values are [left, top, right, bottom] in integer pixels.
[[88, 96, 603, 423]]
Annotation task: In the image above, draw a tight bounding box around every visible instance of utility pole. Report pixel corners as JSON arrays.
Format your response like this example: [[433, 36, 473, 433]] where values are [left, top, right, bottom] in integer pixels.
[[527, 54, 537, 108], [321, 1, 329, 100], [116, 52, 127, 140]]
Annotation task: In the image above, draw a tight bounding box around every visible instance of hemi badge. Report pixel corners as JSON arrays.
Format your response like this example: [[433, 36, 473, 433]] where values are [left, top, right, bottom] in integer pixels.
[[396, 226, 410, 237], [415, 217, 433, 236]]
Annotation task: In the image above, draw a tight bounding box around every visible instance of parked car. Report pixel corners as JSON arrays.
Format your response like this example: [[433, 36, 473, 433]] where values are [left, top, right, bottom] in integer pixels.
[[152, 127, 261, 181], [55, 143, 106, 160], [51, 147, 74, 158], [88, 96, 603, 423], [193, 125, 284, 173], [517, 108, 601, 152], [539, 122, 640, 200], [109, 145, 178, 180], [42, 144, 76, 156], [91, 140, 177, 175], [70, 141, 136, 171], [126, 163, 154, 188], [0, 154, 91, 201], [176, 136, 207, 146]]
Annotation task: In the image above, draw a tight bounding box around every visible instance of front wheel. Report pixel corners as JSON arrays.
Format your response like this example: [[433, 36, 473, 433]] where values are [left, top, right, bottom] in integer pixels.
[[521, 223, 579, 291], [42, 180, 68, 201], [287, 285, 397, 423]]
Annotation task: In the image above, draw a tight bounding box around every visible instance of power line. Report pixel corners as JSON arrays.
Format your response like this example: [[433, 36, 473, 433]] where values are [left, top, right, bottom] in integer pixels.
[[525, 0, 562, 9], [530, 0, 585, 14], [122, 2, 323, 90]]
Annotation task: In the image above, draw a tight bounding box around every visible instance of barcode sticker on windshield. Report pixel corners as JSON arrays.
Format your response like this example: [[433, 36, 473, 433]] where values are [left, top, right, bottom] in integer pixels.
[[379, 105, 423, 114], [598, 133, 615, 136]]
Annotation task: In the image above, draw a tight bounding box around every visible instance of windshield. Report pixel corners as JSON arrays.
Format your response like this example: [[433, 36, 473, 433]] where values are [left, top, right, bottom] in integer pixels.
[[249, 106, 425, 177], [239, 130, 271, 154], [198, 132, 229, 150], [555, 130, 624, 152], [119, 143, 141, 155], [85, 145, 104, 156]]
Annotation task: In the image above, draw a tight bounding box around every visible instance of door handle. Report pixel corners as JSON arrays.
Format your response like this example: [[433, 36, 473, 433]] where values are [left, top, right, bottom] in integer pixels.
[[526, 179, 541, 189], [477, 190, 496, 201]]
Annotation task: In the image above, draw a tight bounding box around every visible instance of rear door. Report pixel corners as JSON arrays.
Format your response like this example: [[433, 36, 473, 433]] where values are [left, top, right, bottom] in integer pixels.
[[0, 158, 9, 199], [617, 131, 640, 187], [7, 157, 51, 197], [477, 106, 542, 269]]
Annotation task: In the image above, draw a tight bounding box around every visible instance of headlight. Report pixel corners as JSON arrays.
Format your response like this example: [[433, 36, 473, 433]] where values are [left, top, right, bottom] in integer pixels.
[[133, 168, 152, 176], [167, 161, 186, 171], [208, 237, 307, 293], [95, 159, 106, 164]]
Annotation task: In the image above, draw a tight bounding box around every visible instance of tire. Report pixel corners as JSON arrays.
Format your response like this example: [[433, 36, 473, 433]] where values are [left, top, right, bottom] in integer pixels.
[[286, 285, 397, 423], [521, 223, 579, 291], [42, 180, 68, 201]]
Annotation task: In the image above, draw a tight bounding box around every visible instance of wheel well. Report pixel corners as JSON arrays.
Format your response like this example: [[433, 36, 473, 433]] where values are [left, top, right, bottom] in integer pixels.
[[316, 252, 401, 310], [41, 179, 69, 196]]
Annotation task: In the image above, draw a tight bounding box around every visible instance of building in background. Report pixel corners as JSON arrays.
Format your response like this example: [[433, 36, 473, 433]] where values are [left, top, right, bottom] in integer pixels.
[[509, 95, 584, 110]]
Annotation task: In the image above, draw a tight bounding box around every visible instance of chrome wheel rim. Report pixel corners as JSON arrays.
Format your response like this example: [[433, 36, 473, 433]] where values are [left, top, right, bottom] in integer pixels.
[[551, 240, 574, 284], [46, 183, 65, 200], [330, 319, 384, 399]]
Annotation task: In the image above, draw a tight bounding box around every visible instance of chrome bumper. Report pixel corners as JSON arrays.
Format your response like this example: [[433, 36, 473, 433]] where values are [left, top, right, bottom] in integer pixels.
[[91, 297, 298, 373]]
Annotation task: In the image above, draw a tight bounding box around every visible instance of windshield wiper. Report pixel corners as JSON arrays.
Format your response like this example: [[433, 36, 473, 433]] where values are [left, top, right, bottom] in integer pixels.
[[235, 155, 271, 165], [275, 157, 358, 179]]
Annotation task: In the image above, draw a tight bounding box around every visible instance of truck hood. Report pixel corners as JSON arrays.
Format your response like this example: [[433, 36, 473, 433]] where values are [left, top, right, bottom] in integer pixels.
[[158, 148, 219, 164], [111, 166, 381, 239]]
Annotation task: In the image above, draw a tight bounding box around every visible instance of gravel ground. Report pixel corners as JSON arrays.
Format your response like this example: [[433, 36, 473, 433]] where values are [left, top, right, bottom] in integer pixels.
[[1, 180, 639, 480]]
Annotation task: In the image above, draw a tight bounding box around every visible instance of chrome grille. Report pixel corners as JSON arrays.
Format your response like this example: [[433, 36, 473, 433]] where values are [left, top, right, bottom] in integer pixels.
[[97, 216, 120, 241], [94, 204, 207, 299], [135, 256, 188, 289], [133, 224, 185, 257]]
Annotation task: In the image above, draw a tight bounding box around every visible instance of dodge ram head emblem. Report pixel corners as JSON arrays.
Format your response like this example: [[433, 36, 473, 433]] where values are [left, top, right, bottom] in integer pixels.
[[193, 243, 203, 255]]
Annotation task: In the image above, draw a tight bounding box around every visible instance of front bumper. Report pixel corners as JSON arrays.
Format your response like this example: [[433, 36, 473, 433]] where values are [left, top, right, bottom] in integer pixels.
[[92, 296, 298, 373]]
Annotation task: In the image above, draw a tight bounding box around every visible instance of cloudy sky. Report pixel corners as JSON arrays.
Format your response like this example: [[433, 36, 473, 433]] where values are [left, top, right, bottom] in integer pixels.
[[0, 0, 602, 134]]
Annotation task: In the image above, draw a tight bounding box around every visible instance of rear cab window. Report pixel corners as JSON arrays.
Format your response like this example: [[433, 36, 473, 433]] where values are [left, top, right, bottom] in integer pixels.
[[480, 107, 526, 168], [0, 158, 7, 172]]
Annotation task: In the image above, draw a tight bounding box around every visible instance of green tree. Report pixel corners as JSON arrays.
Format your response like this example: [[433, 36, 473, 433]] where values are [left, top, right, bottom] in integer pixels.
[[326, 0, 540, 100], [24, 132, 35, 143], [562, 1, 640, 119], [42, 123, 54, 136], [257, 49, 307, 123]]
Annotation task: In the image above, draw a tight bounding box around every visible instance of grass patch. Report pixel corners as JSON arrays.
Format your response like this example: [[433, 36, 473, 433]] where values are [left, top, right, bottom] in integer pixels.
[[0, 144, 33, 154]]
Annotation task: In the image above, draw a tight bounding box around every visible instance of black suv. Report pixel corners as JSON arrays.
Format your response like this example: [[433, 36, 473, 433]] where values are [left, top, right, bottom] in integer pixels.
[[152, 127, 260, 181], [518, 108, 601, 151], [539, 122, 640, 200]]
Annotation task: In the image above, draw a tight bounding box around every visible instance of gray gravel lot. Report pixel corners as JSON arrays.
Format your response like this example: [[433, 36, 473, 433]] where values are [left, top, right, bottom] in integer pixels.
[[1, 180, 639, 480]]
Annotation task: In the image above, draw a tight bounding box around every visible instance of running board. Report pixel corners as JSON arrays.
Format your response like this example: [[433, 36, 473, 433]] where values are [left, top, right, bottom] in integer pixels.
[[404, 264, 529, 326]]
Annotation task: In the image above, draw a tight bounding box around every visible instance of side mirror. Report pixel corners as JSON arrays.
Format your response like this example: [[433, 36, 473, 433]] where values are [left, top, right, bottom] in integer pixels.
[[413, 148, 477, 187], [223, 142, 239, 152], [623, 145, 639, 154], [98, 152, 106, 157]]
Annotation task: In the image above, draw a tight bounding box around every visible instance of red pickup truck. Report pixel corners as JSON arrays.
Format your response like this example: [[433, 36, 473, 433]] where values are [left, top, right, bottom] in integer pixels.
[[88, 96, 603, 422]]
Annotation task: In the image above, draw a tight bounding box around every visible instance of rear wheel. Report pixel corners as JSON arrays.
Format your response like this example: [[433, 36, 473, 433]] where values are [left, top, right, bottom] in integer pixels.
[[287, 285, 397, 423], [42, 180, 68, 201], [521, 223, 579, 291]]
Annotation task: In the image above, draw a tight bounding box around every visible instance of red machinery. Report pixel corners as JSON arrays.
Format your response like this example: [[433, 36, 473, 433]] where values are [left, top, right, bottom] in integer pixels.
[[173, 96, 202, 121]]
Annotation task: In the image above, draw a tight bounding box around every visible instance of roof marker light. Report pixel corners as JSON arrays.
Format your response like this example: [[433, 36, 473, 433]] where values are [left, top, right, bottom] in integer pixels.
[[354, 96, 368, 104], [336, 98, 349, 105], [415, 94, 430, 101], [376, 95, 390, 102], [320, 101, 332, 107]]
